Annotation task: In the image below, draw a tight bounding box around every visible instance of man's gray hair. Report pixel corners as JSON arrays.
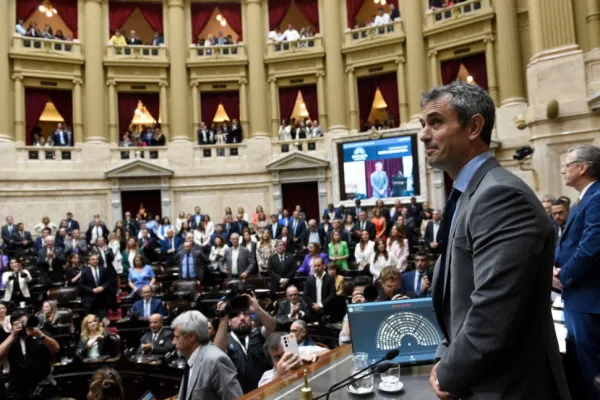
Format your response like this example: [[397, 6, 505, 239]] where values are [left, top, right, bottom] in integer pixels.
[[568, 144, 600, 179], [541, 194, 556, 203], [291, 320, 307, 331], [171, 310, 210, 345], [420, 80, 496, 146], [263, 331, 286, 358], [45, 235, 55, 243]]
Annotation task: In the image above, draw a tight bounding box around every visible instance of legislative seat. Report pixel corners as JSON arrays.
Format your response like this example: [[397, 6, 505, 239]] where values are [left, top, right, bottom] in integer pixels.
[[150, 282, 164, 298], [165, 299, 190, 318], [48, 287, 80, 305], [171, 279, 202, 304]]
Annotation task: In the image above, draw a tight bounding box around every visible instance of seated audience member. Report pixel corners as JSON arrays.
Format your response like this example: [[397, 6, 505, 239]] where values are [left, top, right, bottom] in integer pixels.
[[34, 227, 52, 253], [354, 230, 375, 273], [174, 313, 243, 400], [137, 313, 174, 356], [88, 368, 125, 400], [290, 320, 317, 347], [328, 231, 349, 272], [64, 228, 87, 257], [301, 219, 325, 249], [259, 331, 327, 387], [268, 240, 297, 293], [0, 310, 60, 399], [11, 223, 33, 258], [369, 239, 398, 282], [131, 285, 167, 319], [424, 209, 442, 253], [302, 258, 336, 322], [160, 228, 182, 264], [214, 294, 276, 394], [387, 225, 409, 272], [80, 254, 114, 318], [37, 300, 58, 331], [177, 240, 208, 282], [339, 277, 371, 344], [109, 29, 127, 46], [78, 314, 113, 360], [3, 258, 32, 304], [256, 231, 275, 275], [223, 233, 255, 280], [274, 285, 309, 323], [297, 242, 329, 276], [37, 235, 65, 282], [401, 251, 432, 298], [377, 266, 406, 301], [208, 318, 219, 342], [64, 253, 84, 286], [328, 264, 345, 295], [128, 255, 155, 298]]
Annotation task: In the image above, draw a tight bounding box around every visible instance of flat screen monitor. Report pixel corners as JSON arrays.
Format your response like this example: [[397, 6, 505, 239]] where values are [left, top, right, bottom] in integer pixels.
[[347, 298, 442, 365], [338, 135, 420, 201]]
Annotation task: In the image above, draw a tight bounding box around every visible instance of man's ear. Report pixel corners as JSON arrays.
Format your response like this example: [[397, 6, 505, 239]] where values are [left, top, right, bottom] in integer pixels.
[[467, 114, 485, 142]]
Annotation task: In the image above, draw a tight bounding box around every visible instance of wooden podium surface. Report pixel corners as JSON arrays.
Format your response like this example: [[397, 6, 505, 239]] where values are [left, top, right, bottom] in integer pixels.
[[241, 345, 434, 400]]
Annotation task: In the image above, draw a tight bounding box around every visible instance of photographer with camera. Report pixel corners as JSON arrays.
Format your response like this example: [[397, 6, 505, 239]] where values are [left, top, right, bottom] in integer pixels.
[[2, 258, 32, 304], [214, 289, 276, 394], [0, 310, 59, 399]]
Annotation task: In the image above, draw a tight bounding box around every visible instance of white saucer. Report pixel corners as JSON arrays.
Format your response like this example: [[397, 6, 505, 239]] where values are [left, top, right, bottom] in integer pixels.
[[347, 384, 375, 395], [377, 381, 404, 393]]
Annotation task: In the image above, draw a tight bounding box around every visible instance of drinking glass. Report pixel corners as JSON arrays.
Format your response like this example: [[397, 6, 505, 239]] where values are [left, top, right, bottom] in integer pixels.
[[380, 363, 400, 389], [350, 352, 374, 392]]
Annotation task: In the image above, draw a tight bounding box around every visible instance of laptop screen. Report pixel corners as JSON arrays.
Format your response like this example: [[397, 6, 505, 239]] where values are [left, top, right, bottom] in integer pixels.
[[347, 298, 442, 365]]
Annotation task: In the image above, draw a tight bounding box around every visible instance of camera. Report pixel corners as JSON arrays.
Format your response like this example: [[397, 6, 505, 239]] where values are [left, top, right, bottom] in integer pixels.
[[513, 146, 534, 161], [216, 282, 254, 318]]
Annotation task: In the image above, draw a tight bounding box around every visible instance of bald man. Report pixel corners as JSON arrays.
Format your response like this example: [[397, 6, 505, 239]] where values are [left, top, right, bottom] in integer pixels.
[[137, 313, 174, 356]]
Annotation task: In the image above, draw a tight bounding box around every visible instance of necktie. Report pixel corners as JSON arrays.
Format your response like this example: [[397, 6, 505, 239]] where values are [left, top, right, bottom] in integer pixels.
[[93, 268, 99, 286], [416, 273, 424, 296], [8, 226, 12, 234], [280, 255, 284, 263], [145, 301, 150, 317], [181, 363, 191, 400], [361, 222, 365, 231], [186, 254, 191, 278], [293, 220, 297, 235], [171, 239, 174, 250], [153, 333, 157, 342]]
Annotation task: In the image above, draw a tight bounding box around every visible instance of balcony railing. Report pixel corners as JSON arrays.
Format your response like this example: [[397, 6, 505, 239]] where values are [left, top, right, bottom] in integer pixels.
[[195, 143, 246, 158], [11, 35, 82, 58], [105, 44, 168, 63], [111, 146, 168, 162], [425, 0, 490, 29], [188, 44, 247, 62], [266, 35, 323, 57], [19, 146, 77, 161], [344, 20, 404, 47], [272, 138, 323, 155]]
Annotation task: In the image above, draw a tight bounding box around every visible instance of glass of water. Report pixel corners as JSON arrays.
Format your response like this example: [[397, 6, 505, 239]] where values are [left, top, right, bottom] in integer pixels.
[[380, 363, 400, 389], [350, 352, 374, 393]]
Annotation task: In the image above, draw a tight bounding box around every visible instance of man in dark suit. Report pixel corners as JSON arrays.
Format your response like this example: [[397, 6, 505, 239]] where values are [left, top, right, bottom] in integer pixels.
[[230, 118, 243, 143], [160, 228, 182, 264], [353, 199, 363, 221], [139, 229, 159, 263], [230, 214, 249, 235], [267, 214, 283, 240], [54, 228, 68, 250], [424, 209, 442, 253], [137, 314, 174, 356], [11, 223, 33, 258], [34, 227, 51, 253], [86, 218, 109, 245], [131, 285, 167, 319], [126, 30, 143, 45], [51, 122, 70, 146], [301, 219, 325, 249], [223, 214, 234, 236], [122, 211, 139, 236], [79, 254, 114, 318], [288, 211, 306, 248], [421, 81, 569, 399], [210, 224, 229, 246], [190, 206, 204, 230], [322, 203, 341, 221], [176, 241, 208, 283], [302, 257, 335, 322], [222, 233, 254, 280], [64, 229, 87, 258], [554, 144, 600, 399], [274, 285, 309, 323], [551, 199, 570, 243], [1, 216, 15, 255], [267, 240, 297, 294], [353, 211, 376, 241], [197, 122, 214, 145], [407, 196, 423, 223], [324, 218, 349, 249], [90, 237, 118, 306], [37, 235, 65, 282], [401, 251, 431, 298], [65, 212, 79, 234]]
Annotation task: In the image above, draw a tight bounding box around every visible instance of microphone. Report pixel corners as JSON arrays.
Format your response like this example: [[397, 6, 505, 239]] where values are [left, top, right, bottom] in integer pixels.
[[313, 349, 399, 400], [320, 363, 393, 399]]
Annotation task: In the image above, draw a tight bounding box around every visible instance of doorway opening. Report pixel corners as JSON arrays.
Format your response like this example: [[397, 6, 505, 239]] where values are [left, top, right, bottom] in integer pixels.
[[282, 181, 319, 221], [121, 190, 162, 221]]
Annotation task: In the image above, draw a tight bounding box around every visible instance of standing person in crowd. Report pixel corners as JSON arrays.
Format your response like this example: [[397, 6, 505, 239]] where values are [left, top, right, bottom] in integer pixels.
[[34, 216, 58, 234], [371, 207, 387, 242], [128, 254, 155, 299], [424, 209, 442, 254], [369, 239, 397, 282], [420, 208, 433, 238], [401, 251, 432, 298], [267, 214, 282, 240], [80, 254, 114, 318], [554, 144, 600, 399], [302, 257, 335, 322], [354, 230, 375, 274], [177, 240, 208, 283], [64, 253, 83, 286], [298, 242, 329, 276], [87, 368, 124, 400], [551, 199, 570, 242], [301, 219, 325, 249], [387, 225, 409, 272], [175, 211, 187, 234], [328, 231, 349, 273], [2, 258, 32, 304], [328, 264, 345, 296], [209, 235, 228, 277], [354, 211, 376, 241], [256, 231, 275, 275], [121, 237, 141, 279], [157, 217, 173, 241], [223, 233, 255, 281], [160, 228, 182, 264], [268, 240, 297, 294], [279, 226, 295, 254]]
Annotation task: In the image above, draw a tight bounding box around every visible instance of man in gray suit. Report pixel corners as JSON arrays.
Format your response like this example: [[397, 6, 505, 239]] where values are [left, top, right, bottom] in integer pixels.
[[63, 229, 88, 258], [420, 81, 570, 399], [222, 233, 255, 280], [172, 310, 242, 400]]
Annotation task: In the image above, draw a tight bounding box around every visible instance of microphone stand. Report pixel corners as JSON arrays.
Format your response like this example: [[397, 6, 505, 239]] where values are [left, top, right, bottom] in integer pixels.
[[318, 364, 390, 400]]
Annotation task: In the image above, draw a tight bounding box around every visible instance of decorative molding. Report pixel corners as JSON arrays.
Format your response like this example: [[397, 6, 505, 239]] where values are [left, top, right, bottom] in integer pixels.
[[315, 71, 326, 78], [238, 78, 248, 85], [345, 67, 354, 74], [483, 36, 495, 44], [266, 151, 329, 171], [267, 77, 277, 83], [428, 50, 438, 58], [189, 81, 199, 88], [395, 56, 406, 64], [83, 0, 102, 3], [11, 74, 23, 81], [105, 159, 174, 179], [72, 78, 83, 85], [106, 80, 116, 87], [159, 81, 169, 87]]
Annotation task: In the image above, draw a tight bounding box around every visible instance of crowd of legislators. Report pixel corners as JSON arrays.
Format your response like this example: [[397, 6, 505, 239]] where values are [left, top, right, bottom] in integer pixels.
[[268, 24, 316, 43], [278, 118, 323, 141], [15, 18, 73, 41], [197, 119, 243, 145]]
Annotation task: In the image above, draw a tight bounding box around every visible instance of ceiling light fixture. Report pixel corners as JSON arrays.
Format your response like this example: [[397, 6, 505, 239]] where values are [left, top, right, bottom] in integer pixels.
[[216, 14, 222, 21], [39, 1, 58, 17], [220, 19, 227, 27], [466, 75, 474, 84]]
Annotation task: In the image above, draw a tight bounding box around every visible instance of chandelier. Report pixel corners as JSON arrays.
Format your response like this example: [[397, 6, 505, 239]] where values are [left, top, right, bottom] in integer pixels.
[[39, 1, 58, 18], [216, 14, 227, 27]]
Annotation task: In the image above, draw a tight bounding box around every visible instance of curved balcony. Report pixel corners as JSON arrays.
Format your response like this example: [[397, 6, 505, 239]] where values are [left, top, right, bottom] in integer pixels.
[[10, 35, 83, 63], [187, 44, 248, 67], [104, 44, 169, 66], [342, 20, 404, 52], [265, 35, 324, 62]]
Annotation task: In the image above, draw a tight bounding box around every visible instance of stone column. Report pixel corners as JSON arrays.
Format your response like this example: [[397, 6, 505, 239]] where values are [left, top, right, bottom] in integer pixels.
[[0, 0, 12, 142], [484, 37, 499, 106], [429, 51, 439, 87], [396, 57, 409, 125], [83, 0, 107, 143], [191, 82, 200, 135], [529, 0, 576, 55], [168, 0, 191, 142], [587, 0, 600, 49], [159, 81, 170, 139], [269, 78, 279, 137], [316, 71, 328, 131], [400, 0, 428, 120], [239, 78, 250, 139], [346, 68, 358, 132], [72, 79, 84, 145], [107, 80, 118, 144], [321, 0, 347, 131], [495, 0, 525, 104], [245, 0, 269, 137], [13, 75, 25, 144]]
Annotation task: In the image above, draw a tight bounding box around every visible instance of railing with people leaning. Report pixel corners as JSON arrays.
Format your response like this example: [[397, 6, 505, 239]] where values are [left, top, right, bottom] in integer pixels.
[[11, 35, 82, 58], [188, 43, 247, 62], [425, 0, 490, 29], [266, 35, 323, 57], [344, 20, 404, 47], [105, 44, 168, 62]]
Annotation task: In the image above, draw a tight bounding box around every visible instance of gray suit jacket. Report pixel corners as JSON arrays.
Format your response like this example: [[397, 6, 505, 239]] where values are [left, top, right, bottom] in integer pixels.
[[432, 157, 570, 399], [222, 246, 255, 275], [178, 343, 243, 400]]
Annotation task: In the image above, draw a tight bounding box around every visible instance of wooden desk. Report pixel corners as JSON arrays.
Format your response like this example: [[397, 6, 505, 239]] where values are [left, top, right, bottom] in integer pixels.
[[241, 345, 434, 400]]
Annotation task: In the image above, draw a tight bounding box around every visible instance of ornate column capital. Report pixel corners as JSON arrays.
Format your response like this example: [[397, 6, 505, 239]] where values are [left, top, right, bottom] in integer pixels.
[[167, 0, 184, 7], [189, 81, 198, 88], [395, 56, 406, 64], [428, 50, 438, 58], [106, 79, 116, 87], [345, 67, 354, 74], [156, 81, 168, 88], [12, 74, 23, 81], [315, 71, 326, 78], [73, 78, 84, 85], [268, 76, 277, 83], [238, 78, 248, 85], [483, 36, 495, 44]]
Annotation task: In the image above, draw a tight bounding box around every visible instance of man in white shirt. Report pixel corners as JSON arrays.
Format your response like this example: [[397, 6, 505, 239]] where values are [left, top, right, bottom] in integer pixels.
[[282, 24, 300, 41], [15, 19, 27, 36], [373, 7, 391, 26], [223, 233, 255, 280], [268, 26, 282, 42]]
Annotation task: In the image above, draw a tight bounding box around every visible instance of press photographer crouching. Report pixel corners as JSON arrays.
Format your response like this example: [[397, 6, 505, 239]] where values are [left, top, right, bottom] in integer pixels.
[[0, 310, 60, 400], [214, 283, 276, 394]]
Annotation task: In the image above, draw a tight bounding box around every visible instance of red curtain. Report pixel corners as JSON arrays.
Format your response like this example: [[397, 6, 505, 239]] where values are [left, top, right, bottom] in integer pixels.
[[48, 90, 73, 128], [278, 87, 299, 121], [53, 0, 79, 38], [377, 73, 400, 127], [191, 3, 214, 42], [200, 91, 240, 124], [440, 58, 462, 85], [299, 85, 318, 121], [118, 93, 141, 135], [17, 0, 39, 21], [219, 3, 243, 40], [137, 2, 164, 35], [218, 91, 240, 121], [295, 0, 320, 32], [109, 1, 136, 34], [357, 76, 380, 130], [282, 182, 319, 222], [461, 53, 488, 91], [137, 93, 160, 122], [346, 0, 365, 28], [25, 89, 51, 145], [364, 159, 403, 199], [268, 0, 291, 31]]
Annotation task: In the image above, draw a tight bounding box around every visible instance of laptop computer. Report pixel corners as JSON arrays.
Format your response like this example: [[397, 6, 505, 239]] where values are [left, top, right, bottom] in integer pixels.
[[347, 298, 442, 365]]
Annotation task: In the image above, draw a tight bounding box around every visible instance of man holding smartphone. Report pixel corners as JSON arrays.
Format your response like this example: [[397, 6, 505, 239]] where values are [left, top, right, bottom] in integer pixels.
[[0, 310, 60, 399]]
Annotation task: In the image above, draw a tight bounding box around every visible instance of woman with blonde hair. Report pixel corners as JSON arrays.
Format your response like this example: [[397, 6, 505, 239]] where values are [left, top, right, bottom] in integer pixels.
[[88, 367, 124, 400], [121, 237, 141, 278], [33, 216, 58, 234], [256, 230, 275, 275], [78, 314, 111, 360], [175, 210, 187, 233], [238, 207, 249, 222], [38, 300, 58, 328]]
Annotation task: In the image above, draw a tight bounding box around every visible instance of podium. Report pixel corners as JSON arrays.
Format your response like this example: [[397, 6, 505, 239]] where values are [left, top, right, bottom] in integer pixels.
[[241, 345, 433, 400]]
